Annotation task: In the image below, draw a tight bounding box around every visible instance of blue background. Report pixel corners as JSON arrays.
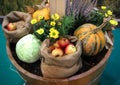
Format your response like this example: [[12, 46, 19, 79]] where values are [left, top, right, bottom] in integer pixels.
[[0, 24, 120, 85]]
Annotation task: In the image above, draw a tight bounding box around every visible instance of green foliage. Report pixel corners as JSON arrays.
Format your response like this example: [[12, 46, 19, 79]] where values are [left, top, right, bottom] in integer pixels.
[[32, 14, 75, 41], [88, 6, 118, 31], [33, 18, 50, 41], [88, 9, 104, 26], [60, 15, 75, 36], [0, 0, 42, 16], [98, 0, 120, 18]]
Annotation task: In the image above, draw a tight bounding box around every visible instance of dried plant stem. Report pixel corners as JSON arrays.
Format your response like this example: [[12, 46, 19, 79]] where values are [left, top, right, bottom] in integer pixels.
[[66, 0, 98, 18], [79, 17, 111, 40], [94, 17, 112, 33]]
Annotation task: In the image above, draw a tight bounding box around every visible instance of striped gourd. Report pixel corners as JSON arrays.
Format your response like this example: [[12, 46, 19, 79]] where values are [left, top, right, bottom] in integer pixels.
[[74, 23, 106, 56]]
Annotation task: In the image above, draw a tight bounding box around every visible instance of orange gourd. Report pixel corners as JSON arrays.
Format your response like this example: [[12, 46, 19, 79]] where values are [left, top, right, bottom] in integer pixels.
[[32, 8, 50, 20], [74, 23, 106, 56]]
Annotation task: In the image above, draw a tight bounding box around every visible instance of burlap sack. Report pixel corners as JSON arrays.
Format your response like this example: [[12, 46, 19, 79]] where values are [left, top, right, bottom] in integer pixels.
[[40, 36, 82, 78], [2, 11, 32, 43]]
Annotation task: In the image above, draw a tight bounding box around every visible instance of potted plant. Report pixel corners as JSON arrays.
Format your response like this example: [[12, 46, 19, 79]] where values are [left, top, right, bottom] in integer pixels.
[[2, 0, 118, 85]]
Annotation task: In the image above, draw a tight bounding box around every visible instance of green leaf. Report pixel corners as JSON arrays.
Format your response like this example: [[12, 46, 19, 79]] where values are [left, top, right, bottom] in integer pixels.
[[60, 15, 75, 36]]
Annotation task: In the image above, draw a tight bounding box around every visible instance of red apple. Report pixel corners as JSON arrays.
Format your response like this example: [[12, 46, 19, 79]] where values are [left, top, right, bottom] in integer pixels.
[[7, 23, 16, 31], [48, 45, 55, 53], [52, 48, 63, 57], [53, 41, 60, 48], [65, 44, 77, 54], [58, 38, 70, 48]]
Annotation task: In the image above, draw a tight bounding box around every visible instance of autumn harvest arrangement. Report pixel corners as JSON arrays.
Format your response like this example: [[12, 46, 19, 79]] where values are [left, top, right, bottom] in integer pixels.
[[2, 0, 118, 80]]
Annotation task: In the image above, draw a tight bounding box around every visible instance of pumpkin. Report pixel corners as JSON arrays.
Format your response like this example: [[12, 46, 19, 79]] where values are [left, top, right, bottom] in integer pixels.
[[74, 23, 106, 56], [32, 7, 50, 20]]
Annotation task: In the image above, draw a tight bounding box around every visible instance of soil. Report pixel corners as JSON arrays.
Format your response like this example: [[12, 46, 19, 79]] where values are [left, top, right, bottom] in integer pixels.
[[10, 43, 107, 77]]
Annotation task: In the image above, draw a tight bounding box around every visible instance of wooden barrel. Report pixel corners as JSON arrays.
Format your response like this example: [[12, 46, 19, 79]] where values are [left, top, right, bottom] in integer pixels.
[[6, 41, 112, 85]]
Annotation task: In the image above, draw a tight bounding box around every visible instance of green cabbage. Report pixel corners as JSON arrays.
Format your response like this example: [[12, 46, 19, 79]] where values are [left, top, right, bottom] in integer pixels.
[[16, 34, 41, 63]]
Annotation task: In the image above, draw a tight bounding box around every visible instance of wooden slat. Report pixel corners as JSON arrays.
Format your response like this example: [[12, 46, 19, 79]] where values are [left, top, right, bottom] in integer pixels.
[[49, 0, 66, 17]]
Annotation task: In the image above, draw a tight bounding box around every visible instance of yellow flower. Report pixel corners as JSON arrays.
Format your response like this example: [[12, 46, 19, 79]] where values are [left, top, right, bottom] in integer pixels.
[[31, 19, 37, 24], [105, 13, 108, 17], [101, 6, 107, 10], [49, 29, 59, 39], [107, 10, 112, 15], [50, 21, 56, 26], [50, 27, 55, 32], [37, 16, 44, 21], [36, 28, 44, 35], [109, 19, 118, 26], [51, 13, 60, 20]]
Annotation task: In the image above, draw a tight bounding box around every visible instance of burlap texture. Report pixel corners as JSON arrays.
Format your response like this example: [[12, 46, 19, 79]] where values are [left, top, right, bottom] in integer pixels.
[[40, 36, 82, 78], [2, 11, 32, 43], [41, 59, 81, 78]]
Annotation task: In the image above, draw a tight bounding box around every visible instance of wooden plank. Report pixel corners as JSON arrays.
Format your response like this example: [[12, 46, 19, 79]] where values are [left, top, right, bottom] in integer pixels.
[[49, 0, 66, 17]]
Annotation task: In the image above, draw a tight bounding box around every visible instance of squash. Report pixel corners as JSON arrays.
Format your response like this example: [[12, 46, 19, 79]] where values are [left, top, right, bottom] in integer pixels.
[[74, 23, 106, 56], [32, 7, 50, 20]]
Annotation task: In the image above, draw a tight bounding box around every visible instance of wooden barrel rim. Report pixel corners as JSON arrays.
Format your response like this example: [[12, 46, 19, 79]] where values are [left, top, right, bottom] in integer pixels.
[[6, 40, 112, 82]]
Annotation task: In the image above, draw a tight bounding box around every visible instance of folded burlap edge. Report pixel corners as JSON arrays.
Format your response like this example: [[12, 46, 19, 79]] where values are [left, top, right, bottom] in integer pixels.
[[2, 11, 32, 43], [41, 58, 82, 78]]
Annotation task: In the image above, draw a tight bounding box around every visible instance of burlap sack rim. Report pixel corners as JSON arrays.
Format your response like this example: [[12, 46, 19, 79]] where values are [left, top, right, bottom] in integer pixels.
[[41, 39, 81, 60], [2, 11, 31, 28], [40, 39, 82, 60], [40, 38, 82, 68], [2, 11, 32, 43]]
